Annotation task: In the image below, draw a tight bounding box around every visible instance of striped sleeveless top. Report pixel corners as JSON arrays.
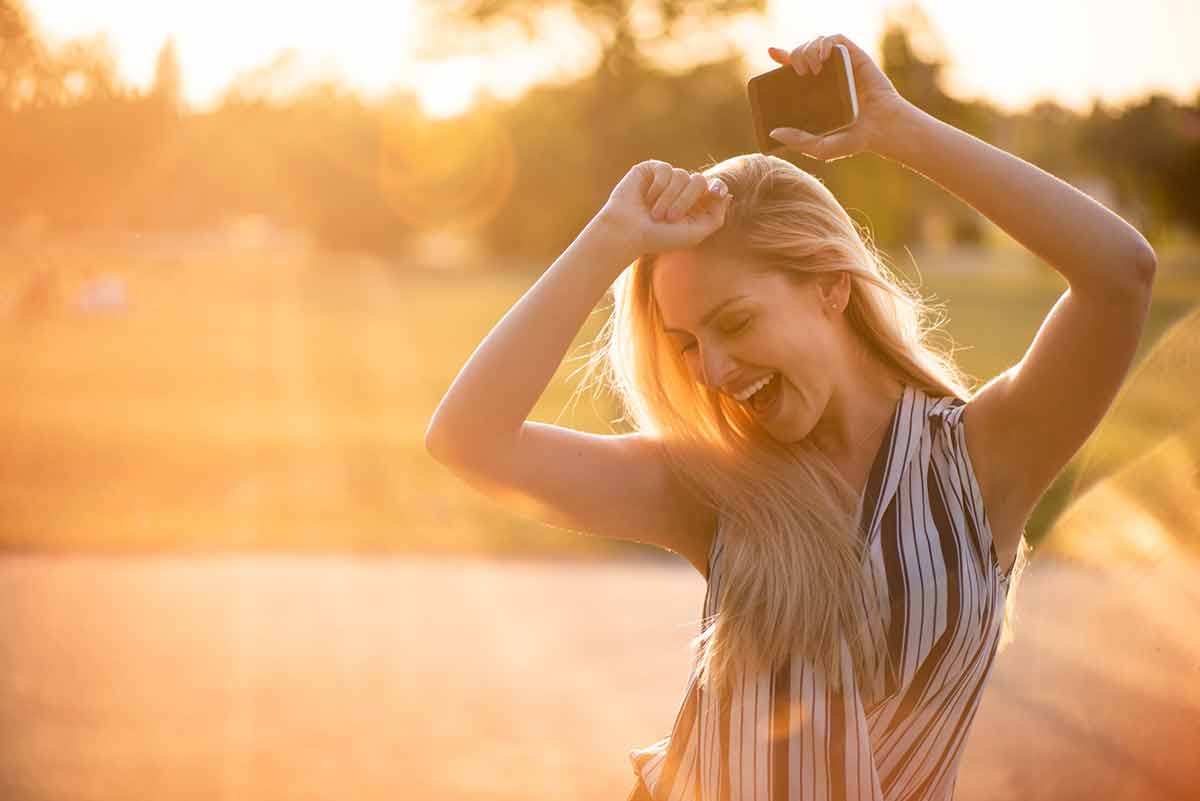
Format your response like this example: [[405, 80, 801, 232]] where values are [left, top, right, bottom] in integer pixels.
[[629, 384, 1014, 801]]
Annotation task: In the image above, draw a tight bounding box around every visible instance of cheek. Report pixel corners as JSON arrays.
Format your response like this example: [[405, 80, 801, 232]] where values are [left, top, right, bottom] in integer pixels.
[[771, 336, 827, 392]]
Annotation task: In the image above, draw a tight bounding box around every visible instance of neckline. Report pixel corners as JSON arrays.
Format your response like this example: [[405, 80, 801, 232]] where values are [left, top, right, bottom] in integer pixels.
[[855, 384, 911, 533]]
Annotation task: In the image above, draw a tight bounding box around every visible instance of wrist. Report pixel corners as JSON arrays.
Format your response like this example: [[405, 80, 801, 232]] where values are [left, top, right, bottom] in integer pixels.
[[580, 211, 641, 267], [870, 99, 932, 164]]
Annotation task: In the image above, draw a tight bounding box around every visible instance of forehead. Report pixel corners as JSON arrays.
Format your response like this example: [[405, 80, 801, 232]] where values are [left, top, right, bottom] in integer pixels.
[[652, 250, 777, 325], [653, 251, 742, 309]]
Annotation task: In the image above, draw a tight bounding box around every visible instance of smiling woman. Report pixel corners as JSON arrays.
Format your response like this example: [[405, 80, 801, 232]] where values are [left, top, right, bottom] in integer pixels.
[[425, 147, 1026, 801]]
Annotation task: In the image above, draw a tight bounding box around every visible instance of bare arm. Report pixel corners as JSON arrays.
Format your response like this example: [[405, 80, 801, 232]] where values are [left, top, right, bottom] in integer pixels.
[[424, 217, 633, 463], [876, 101, 1156, 570], [423, 162, 730, 570], [771, 28, 1156, 572]]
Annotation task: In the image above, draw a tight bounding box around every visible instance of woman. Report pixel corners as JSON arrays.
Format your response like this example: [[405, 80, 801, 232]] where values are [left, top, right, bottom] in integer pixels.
[[425, 34, 1157, 801]]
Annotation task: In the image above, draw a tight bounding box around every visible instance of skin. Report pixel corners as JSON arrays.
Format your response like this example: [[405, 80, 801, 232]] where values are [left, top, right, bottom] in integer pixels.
[[652, 248, 906, 493]]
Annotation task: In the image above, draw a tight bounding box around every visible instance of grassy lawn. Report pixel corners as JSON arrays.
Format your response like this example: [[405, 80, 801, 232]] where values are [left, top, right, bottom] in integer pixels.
[[1, 239, 1196, 556]]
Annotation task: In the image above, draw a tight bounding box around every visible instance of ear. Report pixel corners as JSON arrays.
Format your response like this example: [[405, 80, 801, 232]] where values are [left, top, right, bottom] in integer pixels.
[[815, 270, 850, 311]]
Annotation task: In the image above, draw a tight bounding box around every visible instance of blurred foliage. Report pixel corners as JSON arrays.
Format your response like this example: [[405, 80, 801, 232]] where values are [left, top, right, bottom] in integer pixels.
[[0, 0, 1196, 262]]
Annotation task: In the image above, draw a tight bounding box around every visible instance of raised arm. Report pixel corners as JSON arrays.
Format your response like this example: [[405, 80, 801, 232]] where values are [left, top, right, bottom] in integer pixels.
[[880, 90, 1155, 576], [768, 34, 1156, 574], [424, 161, 730, 464], [423, 220, 629, 464], [424, 161, 731, 570]]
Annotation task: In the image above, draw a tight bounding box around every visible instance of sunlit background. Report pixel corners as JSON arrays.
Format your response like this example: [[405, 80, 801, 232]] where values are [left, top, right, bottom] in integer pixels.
[[0, 0, 1197, 799], [25, 0, 1200, 117]]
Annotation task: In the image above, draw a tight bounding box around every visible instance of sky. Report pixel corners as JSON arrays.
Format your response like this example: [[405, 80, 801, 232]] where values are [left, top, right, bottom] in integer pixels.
[[25, 0, 1200, 118]]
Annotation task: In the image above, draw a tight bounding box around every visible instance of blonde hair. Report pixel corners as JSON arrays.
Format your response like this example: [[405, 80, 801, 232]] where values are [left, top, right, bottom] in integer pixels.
[[578, 153, 1026, 697]]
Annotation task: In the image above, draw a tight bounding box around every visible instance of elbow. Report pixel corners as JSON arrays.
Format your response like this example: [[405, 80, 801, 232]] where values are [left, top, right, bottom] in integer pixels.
[[1073, 244, 1156, 306], [424, 418, 499, 467], [424, 418, 453, 462], [1100, 242, 1157, 301], [1133, 242, 1157, 289]]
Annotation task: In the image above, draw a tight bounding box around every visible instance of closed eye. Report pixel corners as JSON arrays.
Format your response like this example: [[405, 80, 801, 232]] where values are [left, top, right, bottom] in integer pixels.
[[678, 316, 751, 354]]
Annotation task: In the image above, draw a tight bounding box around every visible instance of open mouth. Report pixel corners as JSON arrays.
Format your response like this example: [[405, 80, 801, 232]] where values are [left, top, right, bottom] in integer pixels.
[[746, 372, 781, 416]]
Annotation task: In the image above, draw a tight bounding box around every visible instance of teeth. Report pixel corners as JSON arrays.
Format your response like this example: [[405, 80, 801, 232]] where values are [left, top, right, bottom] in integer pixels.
[[732, 372, 776, 402]]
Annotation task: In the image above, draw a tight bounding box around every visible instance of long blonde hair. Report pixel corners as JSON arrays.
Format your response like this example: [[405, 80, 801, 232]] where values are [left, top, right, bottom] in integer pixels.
[[578, 153, 1026, 697]]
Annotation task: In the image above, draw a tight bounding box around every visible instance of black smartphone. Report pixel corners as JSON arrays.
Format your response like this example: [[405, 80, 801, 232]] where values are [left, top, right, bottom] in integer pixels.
[[747, 43, 859, 154]]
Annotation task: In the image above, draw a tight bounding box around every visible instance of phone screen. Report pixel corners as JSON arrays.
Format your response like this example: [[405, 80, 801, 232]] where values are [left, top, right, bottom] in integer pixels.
[[748, 53, 856, 153]]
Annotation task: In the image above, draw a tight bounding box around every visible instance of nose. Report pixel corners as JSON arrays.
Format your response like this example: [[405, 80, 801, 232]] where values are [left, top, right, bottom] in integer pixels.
[[698, 342, 737, 391]]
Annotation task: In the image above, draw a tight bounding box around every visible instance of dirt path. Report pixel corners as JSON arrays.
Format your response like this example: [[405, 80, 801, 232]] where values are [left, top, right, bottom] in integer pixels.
[[0, 552, 1196, 800]]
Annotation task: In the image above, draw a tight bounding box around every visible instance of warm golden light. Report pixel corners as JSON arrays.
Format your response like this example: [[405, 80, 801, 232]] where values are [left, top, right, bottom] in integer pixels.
[[24, 0, 1200, 117], [413, 57, 484, 121], [375, 102, 517, 231]]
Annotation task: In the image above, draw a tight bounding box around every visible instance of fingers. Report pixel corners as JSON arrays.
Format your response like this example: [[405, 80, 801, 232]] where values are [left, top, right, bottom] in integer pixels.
[[666, 174, 712, 222], [642, 163, 730, 225], [769, 33, 850, 76], [768, 126, 855, 163], [702, 191, 733, 225], [649, 168, 688, 219], [650, 169, 706, 221], [809, 36, 827, 74], [644, 161, 674, 204], [684, 182, 732, 229]]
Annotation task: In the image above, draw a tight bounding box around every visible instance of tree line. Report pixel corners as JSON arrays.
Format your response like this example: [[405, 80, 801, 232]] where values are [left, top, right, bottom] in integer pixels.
[[1, 0, 1196, 264]]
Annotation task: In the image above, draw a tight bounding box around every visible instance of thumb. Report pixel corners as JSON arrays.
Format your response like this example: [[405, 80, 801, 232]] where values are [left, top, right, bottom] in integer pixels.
[[769, 127, 851, 160]]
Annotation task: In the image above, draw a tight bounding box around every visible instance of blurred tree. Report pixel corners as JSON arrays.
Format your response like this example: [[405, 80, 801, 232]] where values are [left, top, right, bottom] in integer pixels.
[[149, 37, 184, 117], [0, 0, 47, 108], [874, 4, 997, 246], [0, 1, 1192, 262], [1078, 93, 1199, 244], [423, 0, 765, 81]]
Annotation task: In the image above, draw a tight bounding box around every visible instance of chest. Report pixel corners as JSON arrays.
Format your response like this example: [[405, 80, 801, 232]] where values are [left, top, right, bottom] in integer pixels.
[[858, 467, 1006, 702]]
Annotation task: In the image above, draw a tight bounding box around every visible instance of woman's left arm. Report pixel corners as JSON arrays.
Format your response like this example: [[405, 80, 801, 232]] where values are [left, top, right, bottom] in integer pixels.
[[770, 34, 1157, 575], [876, 101, 1157, 572]]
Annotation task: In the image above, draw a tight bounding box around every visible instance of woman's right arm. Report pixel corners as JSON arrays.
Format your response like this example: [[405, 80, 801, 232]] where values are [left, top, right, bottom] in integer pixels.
[[423, 214, 635, 465], [422, 162, 730, 569], [424, 159, 729, 464]]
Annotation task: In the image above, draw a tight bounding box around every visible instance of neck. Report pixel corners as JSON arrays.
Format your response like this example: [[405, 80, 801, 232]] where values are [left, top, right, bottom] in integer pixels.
[[806, 356, 905, 471]]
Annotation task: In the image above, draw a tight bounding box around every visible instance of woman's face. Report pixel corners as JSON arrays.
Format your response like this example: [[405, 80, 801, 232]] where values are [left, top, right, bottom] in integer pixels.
[[651, 249, 850, 440]]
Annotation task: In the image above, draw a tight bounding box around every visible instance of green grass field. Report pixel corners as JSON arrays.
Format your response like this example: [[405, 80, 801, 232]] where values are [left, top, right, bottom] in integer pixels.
[[1, 237, 1196, 556]]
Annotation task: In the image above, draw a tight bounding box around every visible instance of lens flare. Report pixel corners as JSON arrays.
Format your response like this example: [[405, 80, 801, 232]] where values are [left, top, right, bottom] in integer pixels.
[[375, 101, 516, 232]]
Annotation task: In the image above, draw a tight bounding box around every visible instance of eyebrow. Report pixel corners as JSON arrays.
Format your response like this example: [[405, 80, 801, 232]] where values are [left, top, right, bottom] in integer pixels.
[[663, 294, 750, 335]]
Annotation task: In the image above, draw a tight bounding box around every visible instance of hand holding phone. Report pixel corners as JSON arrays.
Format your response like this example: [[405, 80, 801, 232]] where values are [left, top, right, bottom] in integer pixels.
[[748, 43, 858, 154], [749, 34, 911, 162]]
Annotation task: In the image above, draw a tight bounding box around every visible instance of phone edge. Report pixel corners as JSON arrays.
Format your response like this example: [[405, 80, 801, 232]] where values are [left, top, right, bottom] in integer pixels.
[[746, 66, 792, 155]]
